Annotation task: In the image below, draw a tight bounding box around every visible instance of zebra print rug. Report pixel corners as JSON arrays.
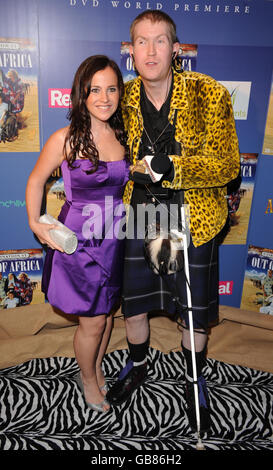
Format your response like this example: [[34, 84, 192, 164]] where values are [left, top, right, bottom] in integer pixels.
[[1, 348, 273, 451]]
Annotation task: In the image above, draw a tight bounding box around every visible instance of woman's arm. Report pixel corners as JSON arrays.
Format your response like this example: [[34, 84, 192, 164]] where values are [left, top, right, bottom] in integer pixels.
[[25, 127, 68, 251]]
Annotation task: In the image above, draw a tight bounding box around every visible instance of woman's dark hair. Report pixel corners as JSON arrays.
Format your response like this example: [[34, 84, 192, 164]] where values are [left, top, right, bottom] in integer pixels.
[[64, 55, 128, 172]]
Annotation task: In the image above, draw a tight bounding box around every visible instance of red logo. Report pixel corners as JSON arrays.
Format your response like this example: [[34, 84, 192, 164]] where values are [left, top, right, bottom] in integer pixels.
[[219, 281, 233, 295], [48, 88, 71, 108]]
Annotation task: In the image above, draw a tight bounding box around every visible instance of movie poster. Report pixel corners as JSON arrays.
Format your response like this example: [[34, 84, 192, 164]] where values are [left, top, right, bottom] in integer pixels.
[[120, 42, 198, 82], [262, 76, 273, 155], [240, 245, 273, 315], [0, 37, 40, 152], [223, 153, 258, 245], [45, 167, 66, 220], [0, 249, 44, 309]]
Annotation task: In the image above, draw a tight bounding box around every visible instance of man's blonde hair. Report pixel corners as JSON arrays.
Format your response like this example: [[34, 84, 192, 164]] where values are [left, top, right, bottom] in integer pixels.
[[130, 10, 177, 44]]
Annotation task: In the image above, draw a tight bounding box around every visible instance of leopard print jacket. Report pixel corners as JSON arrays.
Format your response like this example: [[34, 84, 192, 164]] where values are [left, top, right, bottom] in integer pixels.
[[122, 69, 240, 247]]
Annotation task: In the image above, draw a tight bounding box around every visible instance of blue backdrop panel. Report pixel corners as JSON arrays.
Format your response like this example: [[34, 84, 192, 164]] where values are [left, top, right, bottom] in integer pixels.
[[39, 39, 122, 145], [0, 0, 38, 39], [0, 153, 40, 249], [219, 245, 248, 308], [196, 45, 273, 152], [37, 0, 273, 47]]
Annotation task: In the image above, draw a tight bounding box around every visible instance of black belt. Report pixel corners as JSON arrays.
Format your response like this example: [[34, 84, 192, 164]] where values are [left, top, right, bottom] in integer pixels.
[[145, 186, 175, 202]]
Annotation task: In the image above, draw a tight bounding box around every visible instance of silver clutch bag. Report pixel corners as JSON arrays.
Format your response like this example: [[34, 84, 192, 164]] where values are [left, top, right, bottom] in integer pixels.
[[39, 214, 78, 254]]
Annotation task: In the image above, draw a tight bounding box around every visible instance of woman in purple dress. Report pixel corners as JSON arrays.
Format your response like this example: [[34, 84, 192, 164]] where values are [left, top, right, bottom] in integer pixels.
[[26, 56, 129, 413]]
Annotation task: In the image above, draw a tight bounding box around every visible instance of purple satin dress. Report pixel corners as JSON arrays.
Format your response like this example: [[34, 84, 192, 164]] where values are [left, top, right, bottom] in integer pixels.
[[42, 158, 129, 316]]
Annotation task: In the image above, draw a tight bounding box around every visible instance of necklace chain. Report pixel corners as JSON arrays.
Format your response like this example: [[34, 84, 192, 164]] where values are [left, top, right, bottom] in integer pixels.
[[142, 121, 170, 154], [142, 70, 172, 155]]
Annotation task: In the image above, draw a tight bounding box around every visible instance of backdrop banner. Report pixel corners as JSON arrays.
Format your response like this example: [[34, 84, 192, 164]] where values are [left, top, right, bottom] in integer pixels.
[[0, 0, 273, 315]]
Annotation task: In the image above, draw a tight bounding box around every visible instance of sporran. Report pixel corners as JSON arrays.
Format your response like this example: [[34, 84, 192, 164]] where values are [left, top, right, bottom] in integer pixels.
[[143, 220, 185, 276]]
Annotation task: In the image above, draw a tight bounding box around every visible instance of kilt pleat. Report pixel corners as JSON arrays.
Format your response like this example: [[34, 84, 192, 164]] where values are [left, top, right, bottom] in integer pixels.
[[121, 233, 219, 330]]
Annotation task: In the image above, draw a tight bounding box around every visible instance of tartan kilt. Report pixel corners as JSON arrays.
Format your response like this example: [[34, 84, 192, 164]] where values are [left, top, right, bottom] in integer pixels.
[[121, 231, 219, 330]]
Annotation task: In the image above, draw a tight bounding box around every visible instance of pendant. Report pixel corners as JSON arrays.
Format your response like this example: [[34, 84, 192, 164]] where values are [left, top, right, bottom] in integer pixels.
[[148, 145, 155, 154]]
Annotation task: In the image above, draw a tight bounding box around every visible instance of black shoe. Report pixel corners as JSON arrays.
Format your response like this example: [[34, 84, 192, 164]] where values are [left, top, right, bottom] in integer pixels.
[[106, 360, 147, 406], [185, 375, 211, 433]]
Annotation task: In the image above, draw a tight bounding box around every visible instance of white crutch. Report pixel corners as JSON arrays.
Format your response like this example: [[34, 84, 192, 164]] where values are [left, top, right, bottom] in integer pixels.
[[181, 205, 205, 451]]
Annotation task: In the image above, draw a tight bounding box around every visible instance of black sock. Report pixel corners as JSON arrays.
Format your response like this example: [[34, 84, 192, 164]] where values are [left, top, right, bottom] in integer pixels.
[[127, 336, 150, 365], [182, 344, 207, 381]]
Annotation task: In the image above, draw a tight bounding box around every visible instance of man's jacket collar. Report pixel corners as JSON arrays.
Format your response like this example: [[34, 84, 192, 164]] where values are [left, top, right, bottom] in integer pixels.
[[124, 68, 189, 111]]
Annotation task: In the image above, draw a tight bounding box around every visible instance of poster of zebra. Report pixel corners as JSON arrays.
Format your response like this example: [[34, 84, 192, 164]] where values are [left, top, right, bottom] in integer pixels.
[[241, 245, 273, 315], [0, 248, 44, 309], [0, 37, 40, 152]]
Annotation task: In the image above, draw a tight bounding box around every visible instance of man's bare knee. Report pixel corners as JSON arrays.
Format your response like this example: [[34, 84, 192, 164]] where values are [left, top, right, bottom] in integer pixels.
[[126, 313, 147, 327]]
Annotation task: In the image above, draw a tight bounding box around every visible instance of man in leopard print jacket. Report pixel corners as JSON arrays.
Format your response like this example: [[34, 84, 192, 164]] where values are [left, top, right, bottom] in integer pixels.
[[107, 10, 240, 432]]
